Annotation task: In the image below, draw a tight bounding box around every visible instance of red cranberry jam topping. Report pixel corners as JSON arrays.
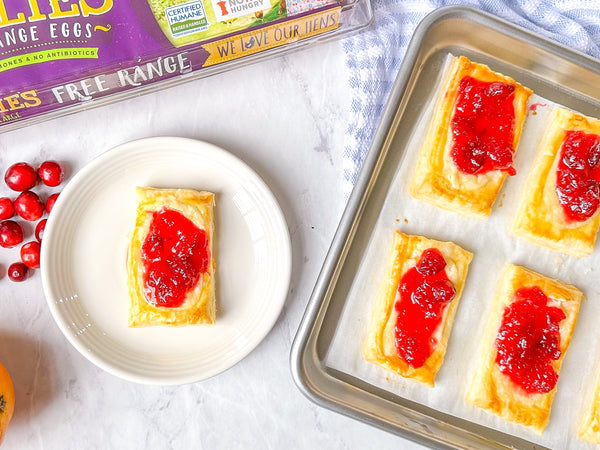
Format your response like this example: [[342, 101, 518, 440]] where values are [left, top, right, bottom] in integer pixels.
[[141, 208, 210, 308], [394, 248, 456, 368], [556, 130, 600, 222], [450, 76, 517, 176], [495, 287, 565, 394]]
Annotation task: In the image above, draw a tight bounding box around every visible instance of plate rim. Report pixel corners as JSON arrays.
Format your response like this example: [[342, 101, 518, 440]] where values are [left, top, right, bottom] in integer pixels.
[[41, 136, 292, 385]]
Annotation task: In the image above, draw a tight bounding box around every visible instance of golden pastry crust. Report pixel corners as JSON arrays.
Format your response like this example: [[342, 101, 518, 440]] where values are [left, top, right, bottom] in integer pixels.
[[579, 372, 600, 443], [363, 231, 472, 387], [465, 264, 583, 435], [127, 187, 216, 327], [512, 107, 600, 257], [410, 55, 533, 218]]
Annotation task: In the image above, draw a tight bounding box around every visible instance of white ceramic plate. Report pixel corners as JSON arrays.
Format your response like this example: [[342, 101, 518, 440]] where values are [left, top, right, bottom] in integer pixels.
[[41, 137, 291, 385]]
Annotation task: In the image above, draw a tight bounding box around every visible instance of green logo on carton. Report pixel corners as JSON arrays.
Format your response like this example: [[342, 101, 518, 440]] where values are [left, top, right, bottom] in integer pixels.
[[165, 0, 210, 38]]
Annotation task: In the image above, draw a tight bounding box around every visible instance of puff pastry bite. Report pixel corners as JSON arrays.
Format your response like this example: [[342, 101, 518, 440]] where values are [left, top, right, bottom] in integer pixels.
[[363, 231, 472, 387], [410, 55, 532, 217], [512, 107, 600, 257], [579, 372, 600, 443], [466, 264, 582, 435], [127, 187, 216, 327]]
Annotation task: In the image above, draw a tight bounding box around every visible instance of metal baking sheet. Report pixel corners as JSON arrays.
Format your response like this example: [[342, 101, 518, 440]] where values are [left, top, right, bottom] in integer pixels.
[[291, 6, 600, 449]]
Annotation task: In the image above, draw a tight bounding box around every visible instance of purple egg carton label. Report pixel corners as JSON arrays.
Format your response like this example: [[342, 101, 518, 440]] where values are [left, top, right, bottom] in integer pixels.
[[0, 0, 341, 128]]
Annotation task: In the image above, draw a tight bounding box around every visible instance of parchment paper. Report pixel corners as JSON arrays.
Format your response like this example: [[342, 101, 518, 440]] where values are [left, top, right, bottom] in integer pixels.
[[325, 55, 600, 449]]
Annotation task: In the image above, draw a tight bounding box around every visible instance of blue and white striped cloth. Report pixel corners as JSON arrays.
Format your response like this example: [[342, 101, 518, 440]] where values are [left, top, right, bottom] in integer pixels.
[[342, 0, 600, 193]]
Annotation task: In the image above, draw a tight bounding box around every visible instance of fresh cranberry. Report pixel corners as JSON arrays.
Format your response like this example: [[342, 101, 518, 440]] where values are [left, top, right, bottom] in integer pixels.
[[38, 161, 64, 187], [7, 262, 28, 282], [35, 219, 47, 242], [0, 220, 24, 248], [4, 162, 37, 191], [0, 197, 14, 220], [14, 191, 44, 221], [46, 192, 60, 214], [20, 241, 41, 269]]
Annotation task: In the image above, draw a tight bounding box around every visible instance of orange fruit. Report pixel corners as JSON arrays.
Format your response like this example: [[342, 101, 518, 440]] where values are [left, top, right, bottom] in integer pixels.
[[0, 362, 14, 444]]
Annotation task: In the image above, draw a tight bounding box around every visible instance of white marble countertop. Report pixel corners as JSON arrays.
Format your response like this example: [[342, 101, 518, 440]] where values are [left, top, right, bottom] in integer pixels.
[[0, 38, 426, 449]]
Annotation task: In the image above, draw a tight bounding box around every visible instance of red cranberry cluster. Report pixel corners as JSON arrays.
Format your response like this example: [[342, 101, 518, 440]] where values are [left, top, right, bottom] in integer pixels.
[[0, 161, 64, 282]]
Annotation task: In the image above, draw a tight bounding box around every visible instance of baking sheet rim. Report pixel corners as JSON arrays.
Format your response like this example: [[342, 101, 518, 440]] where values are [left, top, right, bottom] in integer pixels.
[[291, 5, 600, 450]]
